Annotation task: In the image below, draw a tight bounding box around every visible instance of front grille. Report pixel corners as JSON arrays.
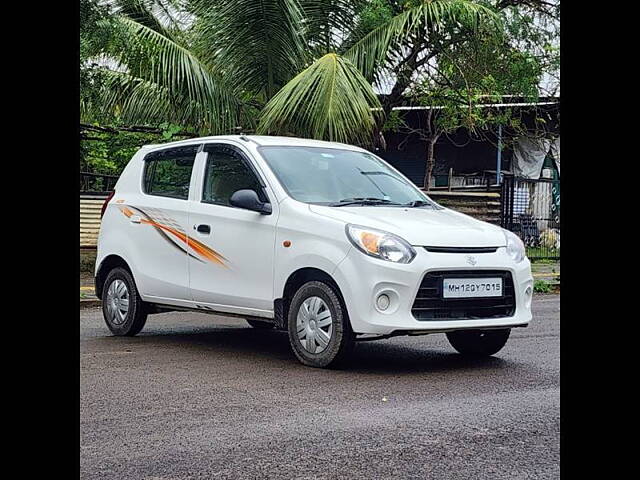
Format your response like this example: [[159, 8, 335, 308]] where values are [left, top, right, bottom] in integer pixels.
[[412, 270, 516, 321], [424, 246, 498, 253]]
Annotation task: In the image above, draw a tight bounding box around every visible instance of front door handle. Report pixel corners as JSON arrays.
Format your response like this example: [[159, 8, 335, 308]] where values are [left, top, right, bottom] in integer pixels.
[[130, 215, 141, 224], [195, 224, 211, 234]]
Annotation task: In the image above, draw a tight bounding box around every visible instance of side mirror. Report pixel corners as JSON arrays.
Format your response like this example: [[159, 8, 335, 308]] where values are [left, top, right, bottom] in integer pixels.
[[229, 189, 272, 215]]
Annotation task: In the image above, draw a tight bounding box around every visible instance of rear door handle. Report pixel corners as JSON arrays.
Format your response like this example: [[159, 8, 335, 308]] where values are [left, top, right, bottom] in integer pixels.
[[195, 224, 211, 234], [130, 215, 141, 224]]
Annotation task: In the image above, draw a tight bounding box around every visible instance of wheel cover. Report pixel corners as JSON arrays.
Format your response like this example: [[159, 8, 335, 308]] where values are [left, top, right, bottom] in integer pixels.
[[296, 296, 333, 354], [106, 279, 130, 325]]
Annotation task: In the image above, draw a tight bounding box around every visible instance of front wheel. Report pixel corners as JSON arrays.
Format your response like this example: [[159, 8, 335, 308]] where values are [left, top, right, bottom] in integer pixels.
[[287, 281, 354, 368], [446, 328, 511, 356]]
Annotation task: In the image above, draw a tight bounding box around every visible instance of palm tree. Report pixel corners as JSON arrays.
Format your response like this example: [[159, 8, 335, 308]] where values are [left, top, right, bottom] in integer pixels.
[[83, 0, 501, 145]]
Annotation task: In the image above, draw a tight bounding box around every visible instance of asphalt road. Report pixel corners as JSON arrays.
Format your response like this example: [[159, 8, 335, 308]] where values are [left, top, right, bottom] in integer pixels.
[[80, 295, 560, 480]]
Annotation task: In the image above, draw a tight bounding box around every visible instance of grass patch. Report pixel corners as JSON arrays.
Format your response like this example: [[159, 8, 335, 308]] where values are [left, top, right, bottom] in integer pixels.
[[530, 258, 556, 264], [527, 246, 559, 261], [534, 279, 552, 293]]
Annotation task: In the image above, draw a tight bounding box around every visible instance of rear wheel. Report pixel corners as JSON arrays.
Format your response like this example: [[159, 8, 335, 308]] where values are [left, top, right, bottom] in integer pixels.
[[446, 328, 511, 356], [287, 281, 354, 368], [101, 267, 148, 336], [246, 319, 274, 329]]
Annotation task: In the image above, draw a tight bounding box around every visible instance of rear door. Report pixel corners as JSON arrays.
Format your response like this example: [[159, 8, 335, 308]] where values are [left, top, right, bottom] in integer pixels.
[[123, 145, 199, 302], [187, 143, 278, 316]]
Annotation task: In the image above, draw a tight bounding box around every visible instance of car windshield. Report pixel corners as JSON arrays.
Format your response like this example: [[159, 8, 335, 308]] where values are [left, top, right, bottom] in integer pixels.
[[258, 146, 436, 207]]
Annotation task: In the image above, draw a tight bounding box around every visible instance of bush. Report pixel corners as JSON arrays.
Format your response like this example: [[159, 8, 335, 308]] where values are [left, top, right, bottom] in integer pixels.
[[80, 249, 97, 273], [540, 228, 560, 250], [534, 280, 552, 293]]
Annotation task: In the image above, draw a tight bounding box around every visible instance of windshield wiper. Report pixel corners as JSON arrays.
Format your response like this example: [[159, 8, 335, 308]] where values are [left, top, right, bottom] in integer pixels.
[[403, 200, 433, 208], [330, 197, 402, 207]]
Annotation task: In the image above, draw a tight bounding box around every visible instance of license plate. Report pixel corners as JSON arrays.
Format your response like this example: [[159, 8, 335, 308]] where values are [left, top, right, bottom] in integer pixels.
[[442, 277, 503, 298]]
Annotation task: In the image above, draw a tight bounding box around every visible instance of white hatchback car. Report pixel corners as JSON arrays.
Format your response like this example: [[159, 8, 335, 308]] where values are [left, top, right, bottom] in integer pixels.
[[96, 135, 533, 368]]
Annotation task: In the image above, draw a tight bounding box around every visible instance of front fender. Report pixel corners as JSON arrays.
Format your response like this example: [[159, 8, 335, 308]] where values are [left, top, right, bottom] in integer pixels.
[[273, 201, 352, 299]]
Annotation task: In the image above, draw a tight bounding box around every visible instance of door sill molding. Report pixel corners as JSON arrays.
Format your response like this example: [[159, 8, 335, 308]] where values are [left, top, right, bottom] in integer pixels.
[[143, 295, 274, 319]]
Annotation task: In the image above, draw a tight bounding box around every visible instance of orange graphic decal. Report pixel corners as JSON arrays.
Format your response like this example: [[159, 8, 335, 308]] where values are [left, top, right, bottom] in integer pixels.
[[118, 205, 228, 268], [186, 236, 228, 266], [120, 206, 135, 218]]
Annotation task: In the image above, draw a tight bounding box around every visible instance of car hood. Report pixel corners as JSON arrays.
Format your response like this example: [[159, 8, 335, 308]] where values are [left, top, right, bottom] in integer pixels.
[[308, 205, 506, 247]]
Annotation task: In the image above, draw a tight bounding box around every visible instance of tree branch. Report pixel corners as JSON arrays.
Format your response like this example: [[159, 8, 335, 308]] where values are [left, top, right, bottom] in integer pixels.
[[79, 123, 198, 137]]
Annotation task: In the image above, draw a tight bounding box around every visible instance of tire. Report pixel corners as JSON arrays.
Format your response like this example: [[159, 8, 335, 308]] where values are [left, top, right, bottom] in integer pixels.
[[101, 267, 148, 336], [446, 328, 511, 357], [287, 280, 355, 368], [246, 319, 275, 329]]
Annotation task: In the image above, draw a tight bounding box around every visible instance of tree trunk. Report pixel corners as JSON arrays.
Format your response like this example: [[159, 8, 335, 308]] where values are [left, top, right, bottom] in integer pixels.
[[423, 136, 438, 190]]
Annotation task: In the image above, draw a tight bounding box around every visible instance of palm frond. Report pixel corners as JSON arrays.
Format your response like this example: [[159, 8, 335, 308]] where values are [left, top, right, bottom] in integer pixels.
[[98, 69, 175, 124], [88, 69, 257, 133], [298, 0, 365, 54], [257, 53, 381, 144], [111, 0, 175, 37], [345, 0, 501, 81], [191, 0, 307, 100], [102, 16, 246, 132]]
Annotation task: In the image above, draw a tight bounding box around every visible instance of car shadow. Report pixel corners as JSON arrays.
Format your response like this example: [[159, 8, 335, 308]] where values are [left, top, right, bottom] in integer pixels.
[[347, 341, 509, 374], [106, 324, 514, 375]]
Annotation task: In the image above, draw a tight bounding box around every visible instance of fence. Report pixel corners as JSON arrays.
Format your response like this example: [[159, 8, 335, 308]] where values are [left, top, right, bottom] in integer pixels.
[[501, 175, 560, 260], [80, 173, 116, 248], [80, 172, 119, 195], [431, 170, 502, 192], [81, 194, 109, 248], [428, 191, 501, 225]]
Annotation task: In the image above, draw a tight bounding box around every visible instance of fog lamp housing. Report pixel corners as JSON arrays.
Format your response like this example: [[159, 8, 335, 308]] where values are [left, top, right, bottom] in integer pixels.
[[376, 294, 390, 311]]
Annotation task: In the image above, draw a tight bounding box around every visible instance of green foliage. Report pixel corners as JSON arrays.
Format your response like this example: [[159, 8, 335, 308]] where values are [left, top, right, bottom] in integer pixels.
[[191, 0, 307, 99], [346, 0, 396, 48], [81, 0, 506, 147], [87, 15, 245, 133], [79, 0, 558, 174], [357, 0, 395, 32], [258, 53, 381, 144], [298, 1, 365, 54], [80, 122, 191, 174], [383, 110, 403, 133], [81, 130, 153, 174], [159, 122, 184, 140], [533, 280, 552, 294], [345, 0, 501, 82], [498, 0, 559, 96], [530, 258, 555, 265], [80, 0, 114, 118], [382, 5, 546, 171], [526, 246, 560, 259]]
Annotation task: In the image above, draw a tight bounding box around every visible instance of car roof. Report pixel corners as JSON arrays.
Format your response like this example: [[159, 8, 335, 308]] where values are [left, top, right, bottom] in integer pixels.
[[142, 135, 365, 152]]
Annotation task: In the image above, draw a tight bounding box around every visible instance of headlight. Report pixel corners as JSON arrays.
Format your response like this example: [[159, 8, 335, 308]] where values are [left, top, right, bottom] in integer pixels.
[[503, 229, 526, 263], [346, 224, 416, 264]]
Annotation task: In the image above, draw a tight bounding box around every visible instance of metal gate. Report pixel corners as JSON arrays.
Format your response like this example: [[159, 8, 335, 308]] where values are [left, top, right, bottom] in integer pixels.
[[501, 175, 560, 260]]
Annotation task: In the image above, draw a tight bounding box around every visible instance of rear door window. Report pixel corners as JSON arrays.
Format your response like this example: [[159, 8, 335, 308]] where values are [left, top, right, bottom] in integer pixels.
[[143, 145, 199, 199]]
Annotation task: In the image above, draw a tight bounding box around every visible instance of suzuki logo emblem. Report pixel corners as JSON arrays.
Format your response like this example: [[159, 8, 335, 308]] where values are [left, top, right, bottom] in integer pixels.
[[465, 255, 478, 266]]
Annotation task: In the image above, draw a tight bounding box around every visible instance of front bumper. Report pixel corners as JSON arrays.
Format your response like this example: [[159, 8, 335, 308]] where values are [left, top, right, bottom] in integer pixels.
[[332, 246, 533, 335]]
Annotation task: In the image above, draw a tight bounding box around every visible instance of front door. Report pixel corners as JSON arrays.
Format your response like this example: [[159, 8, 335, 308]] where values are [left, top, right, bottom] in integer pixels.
[[187, 143, 278, 316]]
